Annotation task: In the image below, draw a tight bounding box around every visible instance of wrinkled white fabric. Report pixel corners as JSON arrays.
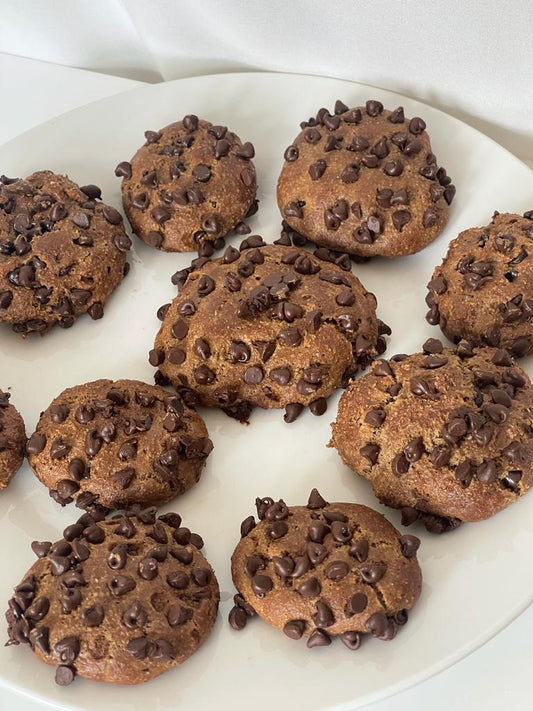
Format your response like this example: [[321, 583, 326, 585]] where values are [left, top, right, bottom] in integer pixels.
[[0, 0, 531, 159]]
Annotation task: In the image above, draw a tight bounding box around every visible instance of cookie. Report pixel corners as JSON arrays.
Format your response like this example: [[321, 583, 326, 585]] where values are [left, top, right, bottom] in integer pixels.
[[116, 116, 257, 252], [426, 211, 533, 357], [229, 490, 422, 648], [151, 237, 389, 422], [331, 340, 533, 530], [0, 171, 130, 336], [277, 99, 455, 258], [27, 379, 212, 511], [0, 390, 26, 489], [5, 507, 219, 685]]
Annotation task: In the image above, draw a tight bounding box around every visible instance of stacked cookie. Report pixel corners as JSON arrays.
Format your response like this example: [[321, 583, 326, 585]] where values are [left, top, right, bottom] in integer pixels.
[[3, 98, 532, 693]]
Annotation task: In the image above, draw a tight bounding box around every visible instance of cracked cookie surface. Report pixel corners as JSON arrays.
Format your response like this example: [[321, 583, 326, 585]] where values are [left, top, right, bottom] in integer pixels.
[[331, 340, 533, 528], [152, 237, 388, 421]]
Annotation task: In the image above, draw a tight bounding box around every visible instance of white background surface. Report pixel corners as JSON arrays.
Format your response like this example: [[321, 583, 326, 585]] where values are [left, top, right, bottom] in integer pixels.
[[0, 45, 531, 711], [1, 0, 532, 164]]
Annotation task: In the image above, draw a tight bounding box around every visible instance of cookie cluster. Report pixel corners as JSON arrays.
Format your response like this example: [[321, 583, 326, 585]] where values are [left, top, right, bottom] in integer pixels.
[[3, 98, 533, 693]]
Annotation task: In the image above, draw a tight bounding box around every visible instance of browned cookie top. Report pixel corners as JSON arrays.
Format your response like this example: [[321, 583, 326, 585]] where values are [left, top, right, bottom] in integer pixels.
[[6, 508, 219, 685], [277, 99, 455, 258], [331, 340, 533, 529], [0, 171, 130, 336], [27, 379, 212, 511], [426, 211, 533, 357], [0, 390, 26, 489], [117, 116, 257, 252], [151, 237, 388, 422], [229, 491, 422, 649]]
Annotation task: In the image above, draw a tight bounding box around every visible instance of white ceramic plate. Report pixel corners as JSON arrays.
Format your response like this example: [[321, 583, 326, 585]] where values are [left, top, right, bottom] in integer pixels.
[[0, 72, 532, 711]]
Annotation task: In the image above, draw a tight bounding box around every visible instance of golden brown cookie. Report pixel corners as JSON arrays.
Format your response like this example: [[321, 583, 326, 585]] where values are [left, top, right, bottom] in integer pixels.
[[5, 508, 219, 685], [0, 390, 25, 489], [277, 99, 455, 258], [151, 237, 389, 422], [27, 379, 212, 510], [331, 340, 533, 531], [116, 116, 257, 252], [426, 211, 533, 357], [229, 491, 422, 649], [0, 171, 130, 336]]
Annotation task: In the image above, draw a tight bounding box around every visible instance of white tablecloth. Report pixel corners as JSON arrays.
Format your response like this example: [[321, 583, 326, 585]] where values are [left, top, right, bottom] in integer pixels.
[[0, 53, 530, 711]]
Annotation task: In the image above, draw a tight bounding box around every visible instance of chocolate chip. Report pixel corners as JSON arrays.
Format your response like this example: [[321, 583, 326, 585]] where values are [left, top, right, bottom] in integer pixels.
[[251, 574, 273, 598], [346, 592, 368, 615], [283, 619, 306, 639], [284, 145, 299, 162], [502, 471, 522, 492], [55, 665, 76, 686], [403, 436, 424, 463], [325, 560, 350, 581], [477, 460, 498, 484], [384, 160, 403, 176], [409, 117, 426, 134], [307, 629, 331, 648], [341, 164, 360, 183], [267, 521, 288, 540], [360, 564, 387, 584], [312, 600, 335, 628], [400, 535, 421, 558], [360, 443, 380, 465], [54, 636, 80, 664], [365, 100, 383, 116], [115, 161, 132, 179], [27, 432, 46, 456]]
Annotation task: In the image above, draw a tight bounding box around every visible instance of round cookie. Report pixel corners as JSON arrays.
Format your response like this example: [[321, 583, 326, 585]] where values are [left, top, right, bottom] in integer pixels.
[[229, 491, 422, 648], [426, 211, 533, 357], [151, 237, 389, 422], [0, 171, 130, 336], [0, 390, 26, 489], [116, 116, 257, 252], [5, 508, 219, 685], [277, 99, 455, 258], [27, 379, 212, 510], [331, 340, 533, 531]]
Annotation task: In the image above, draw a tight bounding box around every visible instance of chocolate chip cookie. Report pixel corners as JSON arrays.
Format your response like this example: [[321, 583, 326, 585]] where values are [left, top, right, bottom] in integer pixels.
[[277, 99, 455, 258], [151, 237, 389, 422], [6, 507, 219, 685], [117, 116, 257, 252], [229, 491, 422, 648], [27, 379, 212, 511], [426, 211, 533, 357], [331, 340, 533, 531], [0, 171, 130, 336], [0, 390, 25, 489]]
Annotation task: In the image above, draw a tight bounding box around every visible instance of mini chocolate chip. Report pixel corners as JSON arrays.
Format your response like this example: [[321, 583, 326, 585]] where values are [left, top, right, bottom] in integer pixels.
[[284, 145, 299, 162], [82, 604, 105, 627], [400, 535, 420, 558], [360, 443, 380, 465], [325, 560, 350, 581], [307, 629, 331, 648], [55, 665, 76, 686], [27, 432, 46, 456], [283, 619, 306, 640], [360, 564, 387, 584]]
